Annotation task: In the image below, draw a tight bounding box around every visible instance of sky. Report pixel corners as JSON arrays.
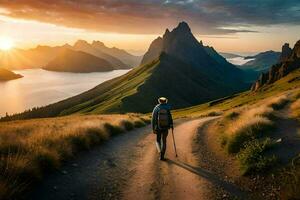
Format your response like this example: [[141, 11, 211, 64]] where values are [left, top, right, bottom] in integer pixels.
[[0, 0, 300, 55]]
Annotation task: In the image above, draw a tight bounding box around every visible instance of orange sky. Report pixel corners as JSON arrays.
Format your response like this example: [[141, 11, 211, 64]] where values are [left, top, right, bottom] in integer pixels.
[[0, 1, 300, 55]]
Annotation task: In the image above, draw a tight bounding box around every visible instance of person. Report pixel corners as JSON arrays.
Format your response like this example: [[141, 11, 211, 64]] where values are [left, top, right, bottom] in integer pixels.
[[151, 97, 173, 161]]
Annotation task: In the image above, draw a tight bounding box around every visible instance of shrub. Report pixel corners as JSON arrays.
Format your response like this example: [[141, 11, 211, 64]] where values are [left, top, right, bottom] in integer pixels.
[[225, 111, 240, 119], [207, 111, 222, 117], [133, 120, 146, 128], [103, 123, 124, 136], [31, 148, 60, 173], [226, 116, 274, 154], [140, 117, 151, 124], [120, 120, 134, 131], [266, 95, 289, 110], [237, 138, 277, 175]]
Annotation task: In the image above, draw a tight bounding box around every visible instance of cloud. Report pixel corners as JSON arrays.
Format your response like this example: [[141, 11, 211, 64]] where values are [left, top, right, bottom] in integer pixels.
[[0, 0, 299, 35]]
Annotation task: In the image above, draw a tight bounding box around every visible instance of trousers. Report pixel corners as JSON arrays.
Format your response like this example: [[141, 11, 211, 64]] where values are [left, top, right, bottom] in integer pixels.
[[156, 129, 168, 157]]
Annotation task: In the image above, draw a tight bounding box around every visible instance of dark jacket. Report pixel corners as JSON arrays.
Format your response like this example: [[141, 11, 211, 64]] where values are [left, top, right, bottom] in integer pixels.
[[151, 103, 173, 131]]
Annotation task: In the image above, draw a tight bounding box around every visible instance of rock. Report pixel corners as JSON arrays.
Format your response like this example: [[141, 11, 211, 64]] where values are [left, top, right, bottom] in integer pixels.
[[252, 40, 300, 91], [280, 43, 292, 62]]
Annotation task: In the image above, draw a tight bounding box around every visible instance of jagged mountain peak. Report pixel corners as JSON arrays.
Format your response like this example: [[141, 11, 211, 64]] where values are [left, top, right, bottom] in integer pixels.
[[176, 21, 191, 32], [73, 39, 90, 48], [92, 41, 105, 48]]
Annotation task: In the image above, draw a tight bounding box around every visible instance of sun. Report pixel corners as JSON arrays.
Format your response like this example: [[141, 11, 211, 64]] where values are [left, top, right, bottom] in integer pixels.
[[0, 37, 14, 51]]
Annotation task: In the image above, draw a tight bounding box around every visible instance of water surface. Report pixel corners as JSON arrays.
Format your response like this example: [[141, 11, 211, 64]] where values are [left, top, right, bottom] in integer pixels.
[[0, 69, 130, 117]]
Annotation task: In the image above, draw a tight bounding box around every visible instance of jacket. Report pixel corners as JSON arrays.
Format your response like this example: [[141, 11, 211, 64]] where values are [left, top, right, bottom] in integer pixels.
[[151, 103, 173, 131]]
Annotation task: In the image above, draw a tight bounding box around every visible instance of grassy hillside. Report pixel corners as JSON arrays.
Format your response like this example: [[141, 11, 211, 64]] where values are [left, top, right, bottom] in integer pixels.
[[0, 114, 150, 199], [173, 68, 300, 118], [2, 53, 248, 121]]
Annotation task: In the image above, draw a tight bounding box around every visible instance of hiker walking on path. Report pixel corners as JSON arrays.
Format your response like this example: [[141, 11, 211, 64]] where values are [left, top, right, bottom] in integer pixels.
[[152, 97, 174, 161]]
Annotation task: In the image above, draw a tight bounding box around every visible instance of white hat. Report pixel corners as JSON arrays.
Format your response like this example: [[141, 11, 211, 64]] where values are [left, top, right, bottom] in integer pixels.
[[158, 97, 168, 104]]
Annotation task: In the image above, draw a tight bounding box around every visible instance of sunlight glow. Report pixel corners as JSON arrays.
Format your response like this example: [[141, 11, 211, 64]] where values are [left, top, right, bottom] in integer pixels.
[[0, 37, 14, 51]]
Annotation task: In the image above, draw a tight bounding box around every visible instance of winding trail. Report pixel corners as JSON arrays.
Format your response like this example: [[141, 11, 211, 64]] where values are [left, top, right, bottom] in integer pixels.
[[29, 117, 246, 200]]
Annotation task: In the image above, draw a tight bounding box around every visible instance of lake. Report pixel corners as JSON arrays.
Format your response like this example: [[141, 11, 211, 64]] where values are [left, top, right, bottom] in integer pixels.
[[0, 69, 130, 117]]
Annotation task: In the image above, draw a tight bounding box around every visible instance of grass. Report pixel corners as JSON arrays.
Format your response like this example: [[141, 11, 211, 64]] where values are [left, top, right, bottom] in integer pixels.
[[281, 155, 300, 199], [173, 69, 300, 119], [215, 95, 290, 175], [224, 105, 275, 154], [265, 95, 289, 110], [0, 114, 150, 199], [237, 138, 277, 175], [290, 99, 300, 120]]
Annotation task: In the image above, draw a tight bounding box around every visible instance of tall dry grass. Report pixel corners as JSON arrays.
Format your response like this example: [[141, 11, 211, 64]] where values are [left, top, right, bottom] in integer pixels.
[[291, 99, 300, 119], [225, 105, 275, 154], [0, 114, 150, 199], [220, 95, 292, 175], [265, 95, 289, 110]]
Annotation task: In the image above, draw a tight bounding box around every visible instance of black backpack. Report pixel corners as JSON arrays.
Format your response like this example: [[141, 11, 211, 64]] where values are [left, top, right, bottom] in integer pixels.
[[158, 108, 170, 129]]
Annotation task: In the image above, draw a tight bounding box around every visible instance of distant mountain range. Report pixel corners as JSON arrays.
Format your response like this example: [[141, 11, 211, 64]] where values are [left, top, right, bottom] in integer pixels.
[[252, 41, 300, 91], [0, 41, 142, 72], [2, 22, 249, 120], [0, 68, 22, 81], [43, 49, 114, 73], [241, 50, 281, 72]]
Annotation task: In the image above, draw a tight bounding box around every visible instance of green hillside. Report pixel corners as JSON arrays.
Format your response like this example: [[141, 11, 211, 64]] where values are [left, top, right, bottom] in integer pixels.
[[174, 67, 300, 118], [2, 52, 247, 121]]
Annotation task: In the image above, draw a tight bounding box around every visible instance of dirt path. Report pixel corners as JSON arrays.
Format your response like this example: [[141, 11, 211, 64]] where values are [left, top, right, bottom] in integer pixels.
[[29, 117, 246, 200], [123, 118, 218, 200]]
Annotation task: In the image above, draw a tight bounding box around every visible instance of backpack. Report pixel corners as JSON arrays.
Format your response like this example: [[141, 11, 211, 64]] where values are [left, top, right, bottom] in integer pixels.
[[158, 108, 170, 129]]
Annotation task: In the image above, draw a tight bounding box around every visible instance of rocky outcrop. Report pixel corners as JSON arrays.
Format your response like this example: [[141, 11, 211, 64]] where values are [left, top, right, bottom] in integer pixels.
[[279, 43, 292, 62], [251, 41, 300, 91]]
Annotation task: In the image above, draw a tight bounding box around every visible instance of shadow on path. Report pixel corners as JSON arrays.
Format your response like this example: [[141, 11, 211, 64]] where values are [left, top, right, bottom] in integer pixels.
[[166, 159, 249, 199]]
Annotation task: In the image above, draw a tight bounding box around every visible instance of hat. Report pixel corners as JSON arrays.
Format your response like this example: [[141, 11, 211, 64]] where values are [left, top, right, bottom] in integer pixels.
[[158, 97, 168, 104]]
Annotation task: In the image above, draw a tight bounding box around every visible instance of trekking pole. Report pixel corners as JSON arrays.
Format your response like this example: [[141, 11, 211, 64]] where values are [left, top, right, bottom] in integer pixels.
[[171, 128, 178, 157]]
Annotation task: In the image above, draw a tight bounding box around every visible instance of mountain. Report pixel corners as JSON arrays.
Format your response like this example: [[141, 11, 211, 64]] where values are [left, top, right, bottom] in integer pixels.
[[219, 52, 242, 59], [43, 49, 114, 73], [91, 41, 142, 67], [0, 46, 61, 69], [72, 40, 129, 69], [241, 50, 281, 72], [0, 41, 135, 70], [140, 22, 246, 86], [0, 68, 23, 81], [1, 22, 248, 120], [252, 41, 300, 91]]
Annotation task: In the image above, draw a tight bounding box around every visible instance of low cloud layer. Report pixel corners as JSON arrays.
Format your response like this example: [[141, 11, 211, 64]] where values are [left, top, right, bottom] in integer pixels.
[[0, 0, 299, 34]]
